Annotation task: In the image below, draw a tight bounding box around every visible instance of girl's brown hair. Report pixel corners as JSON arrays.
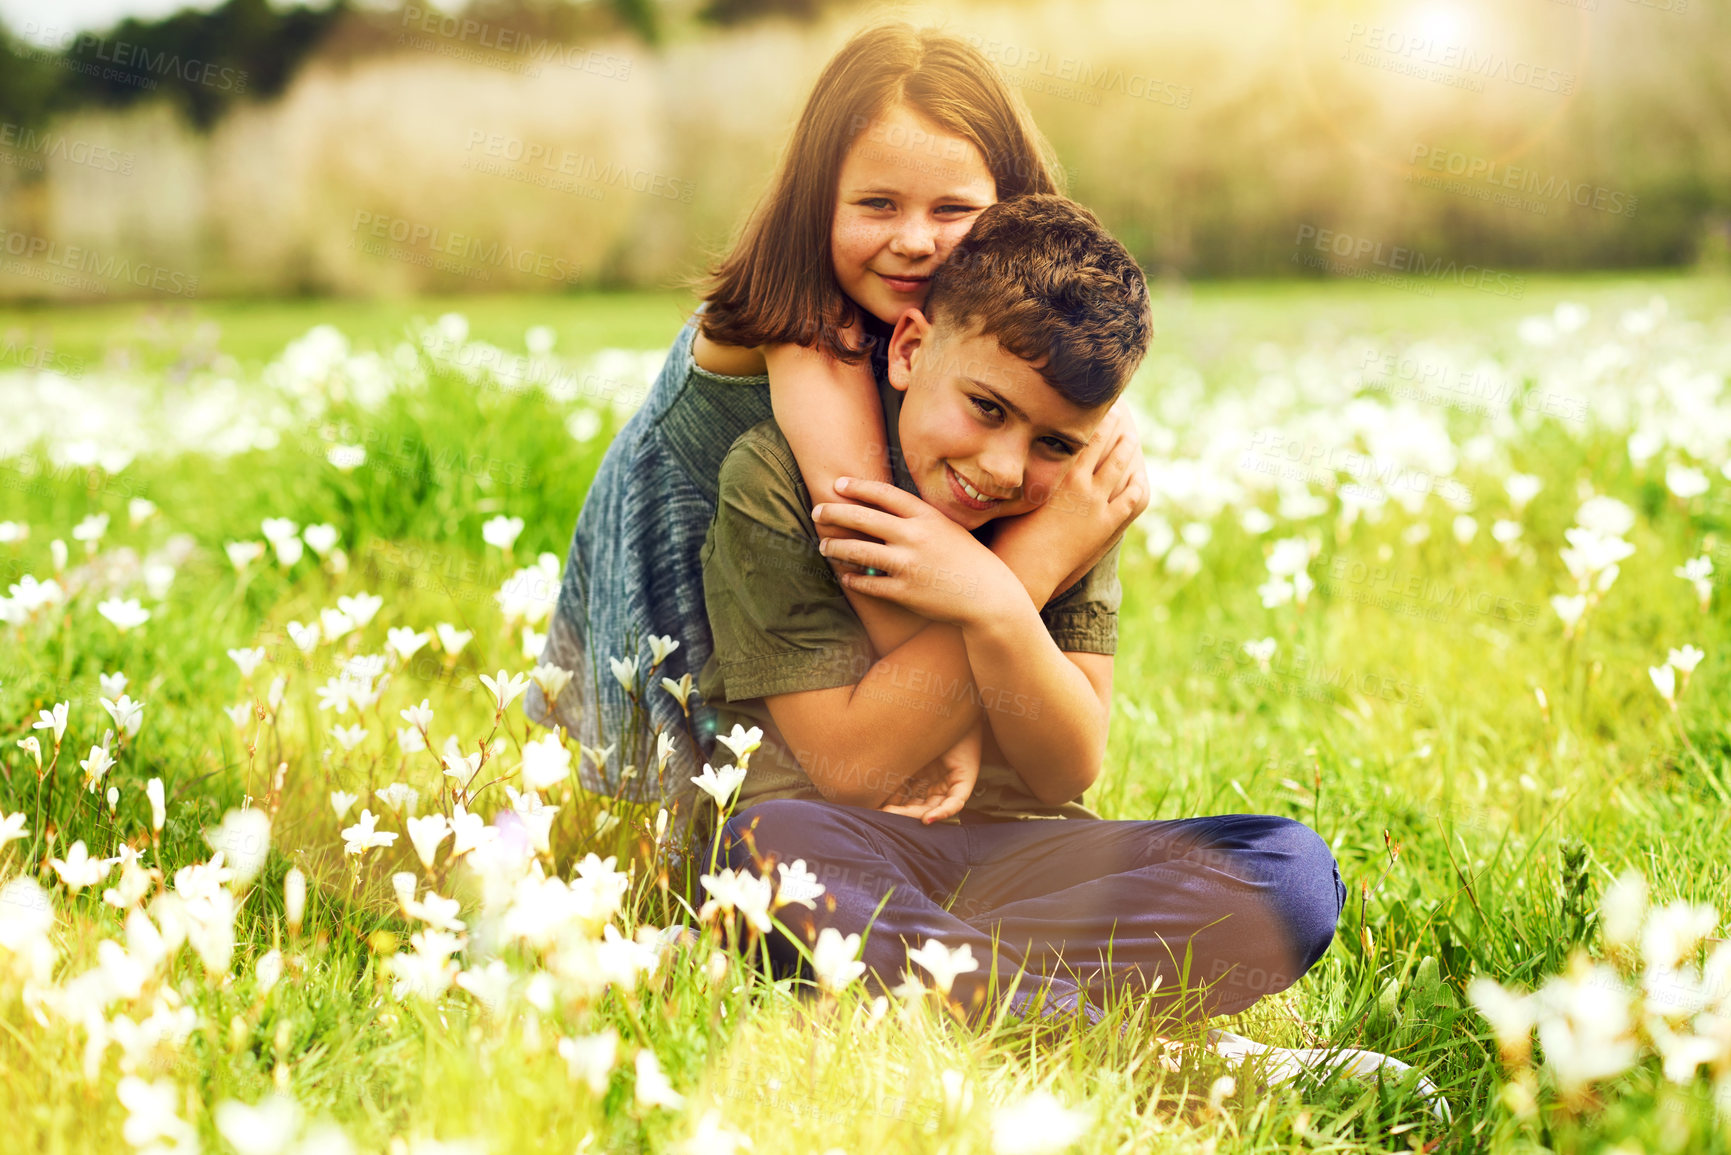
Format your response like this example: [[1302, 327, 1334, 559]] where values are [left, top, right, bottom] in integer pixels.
[[698, 23, 1063, 364]]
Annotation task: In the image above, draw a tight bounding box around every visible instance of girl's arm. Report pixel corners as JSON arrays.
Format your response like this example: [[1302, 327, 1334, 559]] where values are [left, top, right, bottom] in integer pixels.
[[764, 337, 931, 659], [767, 337, 985, 817]]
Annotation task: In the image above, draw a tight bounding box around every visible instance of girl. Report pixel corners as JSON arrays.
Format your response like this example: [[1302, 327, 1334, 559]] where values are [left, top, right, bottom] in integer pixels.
[[527, 23, 1111, 824]]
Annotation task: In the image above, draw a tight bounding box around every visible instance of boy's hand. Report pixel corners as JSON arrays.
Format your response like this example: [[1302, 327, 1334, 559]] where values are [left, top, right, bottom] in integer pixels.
[[812, 479, 1023, 628], [989, 400, 1149, 603], [880, 721, 982, 824]]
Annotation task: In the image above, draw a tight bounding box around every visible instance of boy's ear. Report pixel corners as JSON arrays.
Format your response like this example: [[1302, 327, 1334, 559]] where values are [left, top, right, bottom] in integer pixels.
[[886, 308, 932, 393]]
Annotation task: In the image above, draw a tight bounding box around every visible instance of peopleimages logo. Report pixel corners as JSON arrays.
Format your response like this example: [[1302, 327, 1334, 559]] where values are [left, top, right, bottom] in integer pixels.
[[1407, 145, 1638, 217], [19, 22, 248, 93], [0, 228, 198, 296], [1292, 224, 1525, 299]]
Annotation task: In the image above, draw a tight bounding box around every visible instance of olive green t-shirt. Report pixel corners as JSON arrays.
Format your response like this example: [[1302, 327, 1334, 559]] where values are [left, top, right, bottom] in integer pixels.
[[695, 374, 1121, 823]]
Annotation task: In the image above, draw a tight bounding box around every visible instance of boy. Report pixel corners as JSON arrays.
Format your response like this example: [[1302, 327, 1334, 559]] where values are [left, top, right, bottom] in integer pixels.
[[694, 195, 1343, 1025]]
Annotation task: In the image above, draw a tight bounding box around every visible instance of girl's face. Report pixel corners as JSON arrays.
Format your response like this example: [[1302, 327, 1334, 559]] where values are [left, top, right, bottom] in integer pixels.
[[830, 102, 997, 327]]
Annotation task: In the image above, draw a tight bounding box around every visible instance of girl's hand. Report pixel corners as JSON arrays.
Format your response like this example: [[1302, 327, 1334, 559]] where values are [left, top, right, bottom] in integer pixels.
[[812, 478, 1023, 629], [880, 722, 982, 824], [989, 400, 1149, 604]]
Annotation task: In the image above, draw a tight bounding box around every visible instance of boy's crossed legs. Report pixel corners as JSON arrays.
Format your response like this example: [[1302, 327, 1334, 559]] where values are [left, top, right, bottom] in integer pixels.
[[718, 799, 1345, 1025]]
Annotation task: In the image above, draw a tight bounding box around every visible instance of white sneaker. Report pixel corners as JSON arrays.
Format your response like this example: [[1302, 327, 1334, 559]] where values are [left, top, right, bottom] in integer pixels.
[[1206, 1029, 1453, 1123]]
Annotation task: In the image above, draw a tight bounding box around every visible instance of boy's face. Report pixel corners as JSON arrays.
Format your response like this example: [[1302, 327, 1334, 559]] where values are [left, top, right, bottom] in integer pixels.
[[831, 103, 997, 327], [886, 309, 1113, 532]]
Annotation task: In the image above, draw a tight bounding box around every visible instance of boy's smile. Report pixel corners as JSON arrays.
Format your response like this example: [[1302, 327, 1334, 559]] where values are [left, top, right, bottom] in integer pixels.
[[886, 309, 1111, 531]]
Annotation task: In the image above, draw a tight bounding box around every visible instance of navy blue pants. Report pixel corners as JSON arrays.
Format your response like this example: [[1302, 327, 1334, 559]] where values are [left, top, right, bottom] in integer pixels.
[[719, 800, 1345, 1025]]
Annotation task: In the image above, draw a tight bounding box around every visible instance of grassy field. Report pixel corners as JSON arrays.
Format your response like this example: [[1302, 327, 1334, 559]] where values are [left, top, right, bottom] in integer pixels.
[[2, 273, 1730, 1154]]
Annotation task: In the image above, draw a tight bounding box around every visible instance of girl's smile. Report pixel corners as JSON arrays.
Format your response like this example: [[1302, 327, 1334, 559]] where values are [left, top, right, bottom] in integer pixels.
[[831, 102, 997, 327]]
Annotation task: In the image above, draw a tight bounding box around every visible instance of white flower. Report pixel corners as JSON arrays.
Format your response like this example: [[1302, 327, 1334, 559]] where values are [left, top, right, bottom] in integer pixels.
[[1551, 594, 1587, 632], [521, 626, 546, 662], [1649, 664, 1676, 703], [325, 444, 365, 472], [480, 669, 531, 713], [315, 676, 354, 715], [50, 841, 118, 891], [1491, 519, 1523, 545], [102, 694, 146, 738], [698, 867, 774, 933], [647, 634, 680, 667], [341, 809, 397, 856], [448, 805, 496, 857], [482, 515, 525, 551], [691, 762, 747, 809], [255, 950, 285, 997], [661, 673, 694, 710], [525, 325, 556, 356], [271, 535, 304, 567], [99, 671, 128, 698], [400, 698, 435, 731], [634, 1048, 685, 1111], [226, 540, 268, 571], [205, 808, 272, 884], [1452, 515, 1478, 546], [558, 1030, 619, 1095], [521, 733, 573, 790], [302, 523, 340, 557], [286, 620, 321, 653], [390, 929, 463, 1000], [529, 664, 574, 707], [714, 724, 764, 765], [80, 742, 116, 792], [261, 517, 299, 544], [98, 597, 151, 631], [228, 647, 267, 678], [406, 814, 451, 869], [906, 938, 979, 997], [1265, 537, 1312, 577], [319, 607, 355, 643], [0, 810, 28, 853], [1257, 576, 1294, 609], [32, 701, 69, 746], [774, 859, 824, 910], [130, 499, 159, 528], [224, 703, 252, 728], [1242, 637, 1277, 668], [14, 736, 40, 773], [284, 869, 306, 933], [678, 1111, 752, 1155], [1560, 527, 1634, 586], [609, 655, 638, 694], [387, 627, 431, 663], [1576, 495, 1636, 537], [397, 726, 427, 754], [336, 593, 381, 630], [214, 1093, 300, 1155], [72, 512, 109, 545], [1667, 645, 1705, 675], [375, 783, 420, 815], [990, 1090, 1091, 1155], [435, 623, 472, 655], [1666, 463, 1710, 500], [0, 521, 25, 544], [117, 1076, 198, 1152], [147, 778, 166, 833], [810, 927, 866, 993], [1504, 472, 1543, 511], [332, 724, 369, 751]]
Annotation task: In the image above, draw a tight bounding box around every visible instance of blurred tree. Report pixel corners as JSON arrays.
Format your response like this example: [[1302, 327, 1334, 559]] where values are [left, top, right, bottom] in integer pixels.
[[0, 0, 351, 133], [699, 0, 839, 25]]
